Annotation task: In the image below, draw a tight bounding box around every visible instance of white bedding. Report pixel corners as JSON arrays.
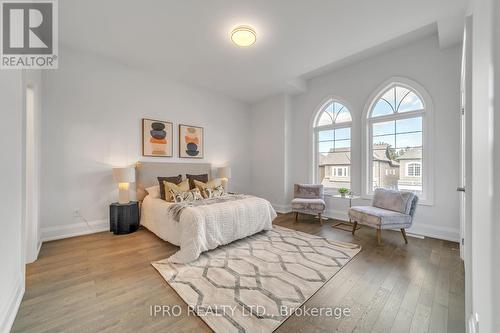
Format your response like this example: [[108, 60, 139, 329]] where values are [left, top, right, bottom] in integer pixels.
[[140, 194, 277, 263], [141, 195, 182, 246]]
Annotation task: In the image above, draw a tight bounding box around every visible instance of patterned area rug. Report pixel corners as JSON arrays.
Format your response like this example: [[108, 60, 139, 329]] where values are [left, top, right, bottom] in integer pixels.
[[152, 226, 361, 333]]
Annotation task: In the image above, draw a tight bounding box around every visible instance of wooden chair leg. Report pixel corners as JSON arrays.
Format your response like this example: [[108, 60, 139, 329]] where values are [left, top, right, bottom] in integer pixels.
[[294, 212, 298, 222], [376, 229, 382, 245], [352, 221, 358, 235], [401, 228, 408, 244], [318, 213, 323, 225]]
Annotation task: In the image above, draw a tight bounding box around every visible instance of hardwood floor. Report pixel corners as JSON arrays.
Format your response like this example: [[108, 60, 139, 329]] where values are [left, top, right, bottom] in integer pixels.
[[12, 213, 465, 333]]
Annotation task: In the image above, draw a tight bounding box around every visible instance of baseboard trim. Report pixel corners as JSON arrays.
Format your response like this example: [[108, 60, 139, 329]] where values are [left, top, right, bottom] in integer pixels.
[[41, 219, 109, 242], [0, 275, 24, 333], [272, 204, 292, 214], [25, 240, 42, 264], [36, 241, 42, 258], [408, 223, 460, 242]]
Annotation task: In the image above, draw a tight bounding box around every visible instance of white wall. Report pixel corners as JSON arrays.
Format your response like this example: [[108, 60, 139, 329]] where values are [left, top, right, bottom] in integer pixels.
[[251, 35, 462, 241], [40, 47, 251, 240], [0, 71, 25, 332], [250, 94, 288, 210]]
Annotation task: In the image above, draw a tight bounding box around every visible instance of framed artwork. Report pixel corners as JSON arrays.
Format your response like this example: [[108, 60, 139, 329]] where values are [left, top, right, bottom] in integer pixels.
[[179, 124, 204, 158], [142, 118, 173, 157]]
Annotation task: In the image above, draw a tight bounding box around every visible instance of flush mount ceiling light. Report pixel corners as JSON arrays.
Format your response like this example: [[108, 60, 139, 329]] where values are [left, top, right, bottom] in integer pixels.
[[230, 25, 257, 47]]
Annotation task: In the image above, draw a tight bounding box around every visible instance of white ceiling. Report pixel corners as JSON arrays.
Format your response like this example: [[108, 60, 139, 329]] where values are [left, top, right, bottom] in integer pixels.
[[60, 0, 467, 103]]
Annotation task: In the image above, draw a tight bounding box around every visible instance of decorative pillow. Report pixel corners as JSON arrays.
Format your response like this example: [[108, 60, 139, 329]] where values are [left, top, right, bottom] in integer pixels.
[[145, 185, 160, 199], [372, 188, 415, 214], [162, 179, 190, 202], [193, 178, 223, 198], [204, 185, 226, 198], [169, 188, 203, 203], [186, 173, 209, 189], [157, 175, 182, 200]]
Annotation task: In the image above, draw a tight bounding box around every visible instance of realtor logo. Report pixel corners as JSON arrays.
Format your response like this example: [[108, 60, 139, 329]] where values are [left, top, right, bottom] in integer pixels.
[[1, 0, 58, 69]]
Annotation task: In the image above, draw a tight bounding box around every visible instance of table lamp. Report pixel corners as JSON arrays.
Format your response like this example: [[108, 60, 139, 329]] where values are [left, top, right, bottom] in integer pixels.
[[217, 166, 231, 190], [113, 167, 135, 204]]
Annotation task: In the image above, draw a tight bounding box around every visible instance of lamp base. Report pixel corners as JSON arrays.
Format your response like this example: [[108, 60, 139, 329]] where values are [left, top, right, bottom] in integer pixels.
[[118, 186, 130, 204], [221, 178, 229, 192]]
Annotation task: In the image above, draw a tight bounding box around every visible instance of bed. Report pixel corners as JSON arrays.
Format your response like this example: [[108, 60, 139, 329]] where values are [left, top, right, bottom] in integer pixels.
[[136, 162, 277, 263]]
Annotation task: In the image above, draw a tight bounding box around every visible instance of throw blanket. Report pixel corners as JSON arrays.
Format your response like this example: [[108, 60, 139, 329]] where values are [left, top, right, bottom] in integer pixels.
[[166, 195, 276, 263], [167, 194, 253, 222]]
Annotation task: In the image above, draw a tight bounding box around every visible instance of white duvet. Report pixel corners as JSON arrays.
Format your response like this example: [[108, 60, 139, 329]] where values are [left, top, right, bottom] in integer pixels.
[[141, 195, 276, 263]]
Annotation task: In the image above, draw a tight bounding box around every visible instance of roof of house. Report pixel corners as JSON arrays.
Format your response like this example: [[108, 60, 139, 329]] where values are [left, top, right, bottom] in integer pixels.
[[372, 145, 392, 162], [397, 147, 422, 160], [319, 144, 399, 166], [318, 147, 351, 166]]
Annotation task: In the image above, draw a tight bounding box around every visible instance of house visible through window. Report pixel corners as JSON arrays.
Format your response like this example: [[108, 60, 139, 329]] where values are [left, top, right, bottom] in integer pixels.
[[366, 84, 425, 196], [313, 99, 352, 190]]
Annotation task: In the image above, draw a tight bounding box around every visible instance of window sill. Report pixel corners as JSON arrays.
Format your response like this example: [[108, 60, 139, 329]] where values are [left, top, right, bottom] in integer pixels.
[[324, 192, 365, 201], [324, 190, 353, 197]]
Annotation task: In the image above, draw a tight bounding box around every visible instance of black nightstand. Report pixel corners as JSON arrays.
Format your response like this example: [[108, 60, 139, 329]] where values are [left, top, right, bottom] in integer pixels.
[[110, 201, 139, 235]]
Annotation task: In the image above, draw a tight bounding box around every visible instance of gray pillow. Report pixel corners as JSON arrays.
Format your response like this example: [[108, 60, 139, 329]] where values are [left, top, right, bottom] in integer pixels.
[[157, 175, 182, 200], [186, 173, 208, 190]]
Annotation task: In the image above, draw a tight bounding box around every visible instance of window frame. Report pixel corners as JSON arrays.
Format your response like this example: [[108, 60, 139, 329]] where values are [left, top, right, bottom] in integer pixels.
[[362, 78, 434, 205], [312, 98, 353, 193]]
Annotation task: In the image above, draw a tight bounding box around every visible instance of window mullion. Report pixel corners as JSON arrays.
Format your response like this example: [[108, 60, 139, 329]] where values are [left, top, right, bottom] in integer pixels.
[[368, 110, 424, 124]]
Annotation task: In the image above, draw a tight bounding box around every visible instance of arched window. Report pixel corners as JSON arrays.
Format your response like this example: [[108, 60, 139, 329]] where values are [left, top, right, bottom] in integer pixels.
[[364, 80, 432, 202], [313, 99, 352, 190]]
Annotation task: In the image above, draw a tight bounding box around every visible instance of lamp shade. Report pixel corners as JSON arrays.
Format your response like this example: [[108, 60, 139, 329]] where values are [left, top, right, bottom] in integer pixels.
[[113, 167, 135, 183], [217, 166, 232, 179]]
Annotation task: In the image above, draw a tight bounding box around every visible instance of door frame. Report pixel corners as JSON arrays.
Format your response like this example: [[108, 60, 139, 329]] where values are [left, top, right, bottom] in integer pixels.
[[23, 74, 41, 264], [460, 15, 473, 330]]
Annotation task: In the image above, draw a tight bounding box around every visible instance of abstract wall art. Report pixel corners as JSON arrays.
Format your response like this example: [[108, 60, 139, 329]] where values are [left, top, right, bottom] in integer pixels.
[[142, 119, 173, 157], [179, 124, 204, 158]]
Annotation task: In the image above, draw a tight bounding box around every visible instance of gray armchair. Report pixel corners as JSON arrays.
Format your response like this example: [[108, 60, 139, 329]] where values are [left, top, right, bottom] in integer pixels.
[[291, 184, 326, 224], [349, 188, 418, 244]]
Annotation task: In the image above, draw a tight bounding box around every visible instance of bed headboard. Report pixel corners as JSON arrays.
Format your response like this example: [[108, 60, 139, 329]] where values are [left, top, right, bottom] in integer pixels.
[[135, 161, 212, 201]]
